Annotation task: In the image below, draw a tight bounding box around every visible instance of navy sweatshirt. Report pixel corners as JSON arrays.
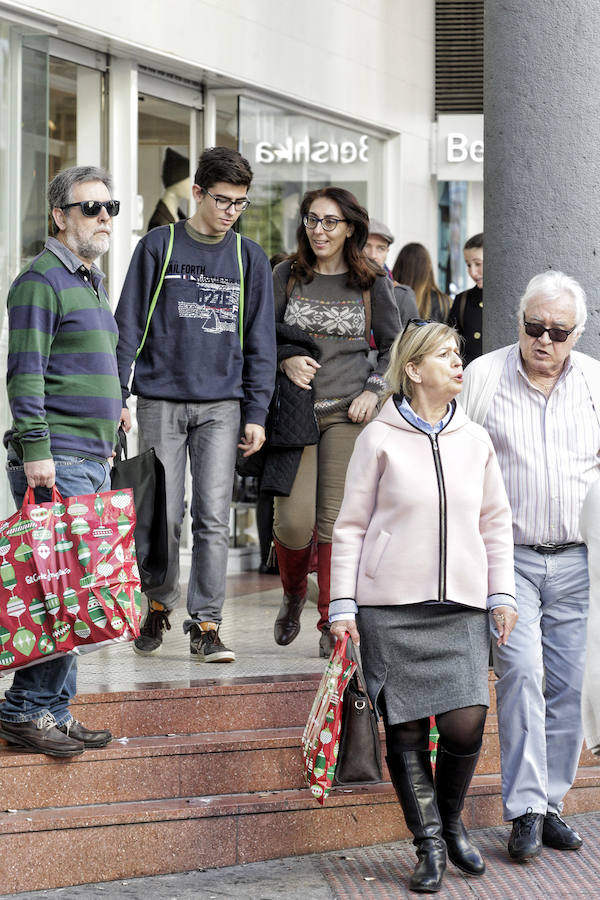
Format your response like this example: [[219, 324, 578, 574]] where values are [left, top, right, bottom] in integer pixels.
[[115, 223, 276, 426]]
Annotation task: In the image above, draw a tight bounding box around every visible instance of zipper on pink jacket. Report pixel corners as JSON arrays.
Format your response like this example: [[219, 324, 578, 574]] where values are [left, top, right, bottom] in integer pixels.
[[429, 432, 447, 601]]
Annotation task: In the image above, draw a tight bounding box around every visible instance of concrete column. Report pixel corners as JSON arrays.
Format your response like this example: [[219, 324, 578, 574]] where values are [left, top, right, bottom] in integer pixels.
[[108, 56, 138, 304], [484, 1, 600, 356]]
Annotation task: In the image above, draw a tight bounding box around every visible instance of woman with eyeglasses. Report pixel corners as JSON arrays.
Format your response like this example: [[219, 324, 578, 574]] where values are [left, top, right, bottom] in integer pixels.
[[268, 187, 400, 657], [392, 242, 450, 323], [329, 321, 517, 892]]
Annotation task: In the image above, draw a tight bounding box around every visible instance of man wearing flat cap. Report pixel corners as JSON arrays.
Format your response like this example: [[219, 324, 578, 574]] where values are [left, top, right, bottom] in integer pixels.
[[365, 219, 418, 323]]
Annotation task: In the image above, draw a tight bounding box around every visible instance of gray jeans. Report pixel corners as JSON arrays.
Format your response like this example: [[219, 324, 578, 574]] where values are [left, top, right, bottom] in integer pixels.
[[136, 397, 240, 625]]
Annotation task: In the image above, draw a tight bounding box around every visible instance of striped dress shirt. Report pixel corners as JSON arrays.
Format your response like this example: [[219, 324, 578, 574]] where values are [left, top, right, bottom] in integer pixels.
[[483, 346, 600, 545]]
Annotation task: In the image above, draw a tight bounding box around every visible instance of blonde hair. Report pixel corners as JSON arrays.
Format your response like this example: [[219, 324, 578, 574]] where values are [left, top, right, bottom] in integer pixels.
[[384, 321, 461, 401]]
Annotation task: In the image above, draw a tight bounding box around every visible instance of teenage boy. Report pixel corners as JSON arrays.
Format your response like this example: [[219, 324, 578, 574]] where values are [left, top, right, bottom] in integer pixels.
[[448, 233, 483, 365], [115, 147, 276, 662]]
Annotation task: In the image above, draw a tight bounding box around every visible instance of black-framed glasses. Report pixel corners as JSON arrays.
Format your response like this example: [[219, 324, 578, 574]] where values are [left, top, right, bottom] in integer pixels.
[[400, 317, 434, 340], [60, 200, 120, 217], [523, 317, 576, 343], [202, 188, 250, 212], [303, 213, 347, 232]]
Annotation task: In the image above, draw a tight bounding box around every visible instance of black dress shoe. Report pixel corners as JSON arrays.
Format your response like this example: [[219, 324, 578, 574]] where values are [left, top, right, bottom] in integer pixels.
[[508, 809, 544, 861], [58, 719, 112, 748], [542, 813, 583, 850], [0, 713, 84, 758]]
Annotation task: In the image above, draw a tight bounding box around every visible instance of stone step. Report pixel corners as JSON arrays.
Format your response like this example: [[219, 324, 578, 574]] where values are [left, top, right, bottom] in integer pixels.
[[69, 668, 502, 739], [2, 767, 600, 894], [1, 717, 596, 813], [69, 674, 323, 736]]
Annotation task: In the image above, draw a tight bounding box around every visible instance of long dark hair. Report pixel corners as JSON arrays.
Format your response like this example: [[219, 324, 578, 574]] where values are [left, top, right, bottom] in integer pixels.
[[290, 187, 378, 290], [392, 242, 450, 320]]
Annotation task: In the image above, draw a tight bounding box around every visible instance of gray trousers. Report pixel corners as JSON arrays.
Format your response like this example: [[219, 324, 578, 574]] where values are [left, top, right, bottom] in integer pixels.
[[136, 397, 240, 625], [493, 544, 589, 820]]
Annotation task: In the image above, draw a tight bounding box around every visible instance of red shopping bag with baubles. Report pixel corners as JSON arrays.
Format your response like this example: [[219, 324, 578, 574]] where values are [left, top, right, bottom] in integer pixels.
[[0, 486, 141, 672], [302, 633, 357, 805]]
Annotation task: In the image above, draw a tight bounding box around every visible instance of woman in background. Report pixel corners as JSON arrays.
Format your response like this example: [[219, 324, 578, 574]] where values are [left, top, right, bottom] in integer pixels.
[[271, 187, 400, 657], [392, 242, 450, 322]]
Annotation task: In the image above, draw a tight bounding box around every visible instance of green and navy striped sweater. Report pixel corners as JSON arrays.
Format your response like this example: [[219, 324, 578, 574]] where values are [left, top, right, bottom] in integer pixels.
[[4, 244, 122, 463]]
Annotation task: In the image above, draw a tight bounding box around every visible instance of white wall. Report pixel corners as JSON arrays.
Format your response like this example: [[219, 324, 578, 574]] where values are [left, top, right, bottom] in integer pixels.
[[6, 0, 437, 271], [11, 0, 434, 129]]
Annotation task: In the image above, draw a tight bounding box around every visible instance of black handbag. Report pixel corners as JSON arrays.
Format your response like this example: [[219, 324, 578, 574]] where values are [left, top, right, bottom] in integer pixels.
[[334, 641, 383, 786], [111, 427, 168, 592]]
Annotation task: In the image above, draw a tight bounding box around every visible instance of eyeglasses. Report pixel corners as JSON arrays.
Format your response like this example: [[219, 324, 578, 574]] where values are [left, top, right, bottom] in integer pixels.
[[400, 317, 434, 340], [202, 188, 250, 212], [523, 317, 576, 343], [60, 200, 120, 217], [303, 214, 347, 232]]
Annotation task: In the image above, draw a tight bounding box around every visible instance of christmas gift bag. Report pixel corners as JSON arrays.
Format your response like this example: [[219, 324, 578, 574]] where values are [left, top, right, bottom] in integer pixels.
[[302, 634, 357, 805], [0, 486, 141, 672]]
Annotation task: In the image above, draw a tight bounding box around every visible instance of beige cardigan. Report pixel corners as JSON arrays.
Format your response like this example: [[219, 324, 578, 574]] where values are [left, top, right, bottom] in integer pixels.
[[331, 398, 515, 608]]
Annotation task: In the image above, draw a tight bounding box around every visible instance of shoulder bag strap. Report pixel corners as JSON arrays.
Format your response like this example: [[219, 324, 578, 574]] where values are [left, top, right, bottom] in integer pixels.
[[286, 273, 296, 302], [362, 288, 372, 341], [235, 231, 244, 349], [135, 223, 174, 360]]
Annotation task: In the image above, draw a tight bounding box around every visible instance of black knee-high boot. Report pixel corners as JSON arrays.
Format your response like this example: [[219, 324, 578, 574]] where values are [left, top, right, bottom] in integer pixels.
[[434, 744, 485, 875], [386, 750, 447, 893]]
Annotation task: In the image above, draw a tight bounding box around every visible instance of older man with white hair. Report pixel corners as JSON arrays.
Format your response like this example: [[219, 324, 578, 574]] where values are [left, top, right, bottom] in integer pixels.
[[460, 270, 600, 862]]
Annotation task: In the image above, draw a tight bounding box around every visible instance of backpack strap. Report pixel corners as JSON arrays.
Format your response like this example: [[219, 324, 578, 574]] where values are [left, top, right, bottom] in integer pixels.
[[235, 231, 244, 349], [135, 223, 174, 360]]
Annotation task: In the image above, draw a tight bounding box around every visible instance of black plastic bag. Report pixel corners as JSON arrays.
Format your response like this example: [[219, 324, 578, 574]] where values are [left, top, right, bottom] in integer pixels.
[[111, 428, 168, 592]]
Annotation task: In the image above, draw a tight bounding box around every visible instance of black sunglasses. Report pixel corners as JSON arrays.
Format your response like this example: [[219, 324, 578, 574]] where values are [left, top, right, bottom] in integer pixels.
[[60, 200, 121, 217], [523, 317, 575, 343], [400, 317, 434, 340]]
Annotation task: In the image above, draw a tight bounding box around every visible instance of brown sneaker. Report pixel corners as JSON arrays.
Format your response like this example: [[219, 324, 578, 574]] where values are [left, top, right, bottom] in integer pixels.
[[133, 600, 171, 655], [190, 621, 235, 662], [0, 713, 84, 757]]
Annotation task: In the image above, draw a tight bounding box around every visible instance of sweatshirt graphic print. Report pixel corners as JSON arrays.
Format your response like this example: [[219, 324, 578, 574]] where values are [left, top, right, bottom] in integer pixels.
[[164, 266, 239, 334]]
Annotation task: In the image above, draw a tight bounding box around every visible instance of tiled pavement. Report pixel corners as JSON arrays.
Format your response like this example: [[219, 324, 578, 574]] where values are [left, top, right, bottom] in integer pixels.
[[0, 572, 326, 699], [3, 811, 600, 898]]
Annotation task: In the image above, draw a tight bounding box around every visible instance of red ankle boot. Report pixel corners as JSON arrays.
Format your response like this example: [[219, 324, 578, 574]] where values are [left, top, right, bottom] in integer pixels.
[[273, 538, 312, 645]]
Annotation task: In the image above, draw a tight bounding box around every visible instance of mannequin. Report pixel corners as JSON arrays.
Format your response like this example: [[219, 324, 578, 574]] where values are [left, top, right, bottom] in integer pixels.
[[147, 147, 190, 232]]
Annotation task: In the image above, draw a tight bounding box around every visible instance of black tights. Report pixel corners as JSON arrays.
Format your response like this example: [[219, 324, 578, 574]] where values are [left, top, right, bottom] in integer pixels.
[[384, 705, 487, 757]]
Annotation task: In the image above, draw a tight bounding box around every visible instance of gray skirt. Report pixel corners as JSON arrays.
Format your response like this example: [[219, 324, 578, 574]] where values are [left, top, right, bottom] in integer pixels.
[[357, 603, 490, 726]]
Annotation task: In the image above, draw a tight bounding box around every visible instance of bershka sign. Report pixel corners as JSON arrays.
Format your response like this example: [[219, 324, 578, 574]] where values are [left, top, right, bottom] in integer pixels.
[[435, 115, 484, 182], [256, 134, 369, 165]]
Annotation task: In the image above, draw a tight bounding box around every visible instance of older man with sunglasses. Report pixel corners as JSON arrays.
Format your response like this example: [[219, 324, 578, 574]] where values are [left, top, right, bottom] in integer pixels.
[[0, 166, 122, 757], [460, 270, 600, 862]]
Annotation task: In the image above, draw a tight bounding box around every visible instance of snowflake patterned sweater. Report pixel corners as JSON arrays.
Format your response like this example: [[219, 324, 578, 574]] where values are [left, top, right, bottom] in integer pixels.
[[273, 260, 401, 416], [115, 222, 276, 427]]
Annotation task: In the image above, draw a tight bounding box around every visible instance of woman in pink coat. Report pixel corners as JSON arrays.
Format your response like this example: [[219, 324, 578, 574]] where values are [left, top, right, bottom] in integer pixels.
[[330, 320, 518, 893]]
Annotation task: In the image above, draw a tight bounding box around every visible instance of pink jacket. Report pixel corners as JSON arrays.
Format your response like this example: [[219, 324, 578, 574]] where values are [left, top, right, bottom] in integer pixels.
[[331, 397, 515, 609]]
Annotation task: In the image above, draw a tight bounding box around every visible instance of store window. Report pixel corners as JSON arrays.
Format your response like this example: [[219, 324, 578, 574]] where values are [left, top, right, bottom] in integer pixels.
[[138, 94, 192, 234], [239, 96, 383, 258]]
